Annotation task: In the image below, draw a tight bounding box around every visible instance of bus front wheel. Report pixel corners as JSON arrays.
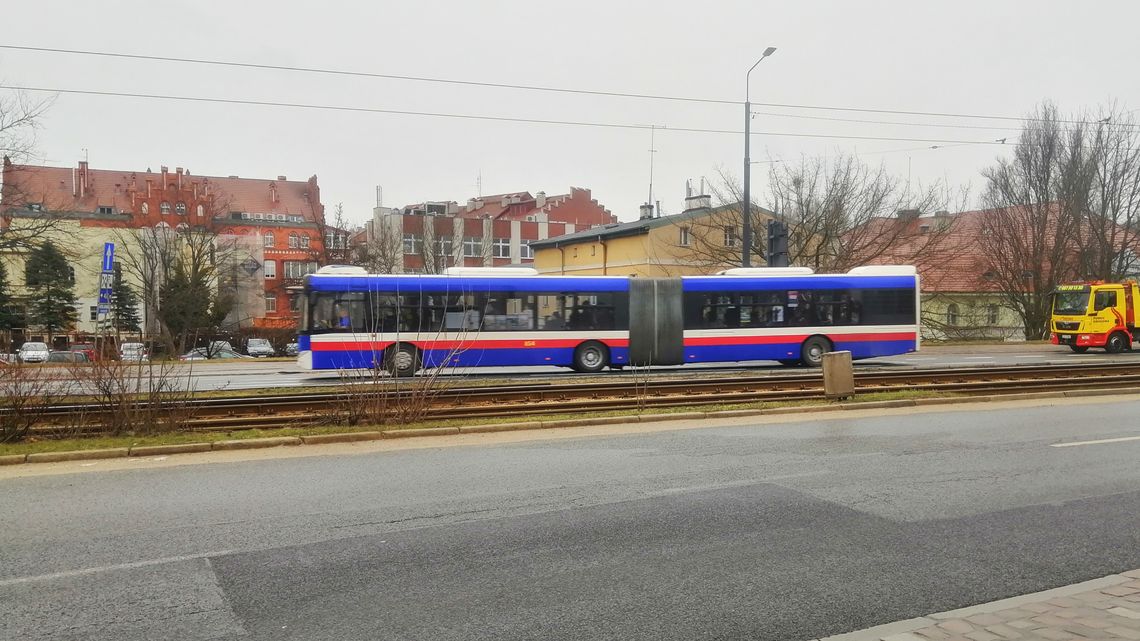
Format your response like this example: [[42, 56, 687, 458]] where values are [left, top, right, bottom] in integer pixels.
[[384, 344, 421, 377], [800, 336, 832, 368], [572, 342, 609, 373]]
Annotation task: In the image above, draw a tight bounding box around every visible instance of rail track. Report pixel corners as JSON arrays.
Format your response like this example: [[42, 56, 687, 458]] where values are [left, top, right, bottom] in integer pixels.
[[17, 362, 1140, 434]]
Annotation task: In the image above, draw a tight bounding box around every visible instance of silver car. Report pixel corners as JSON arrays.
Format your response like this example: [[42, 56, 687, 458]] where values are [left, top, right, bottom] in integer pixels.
[[119, 342, 148, 362], [18, 342, 51, 363]]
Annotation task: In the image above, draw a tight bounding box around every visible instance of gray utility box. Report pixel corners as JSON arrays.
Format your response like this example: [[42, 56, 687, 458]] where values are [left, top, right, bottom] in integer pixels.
[[822, 350, 855, 399]]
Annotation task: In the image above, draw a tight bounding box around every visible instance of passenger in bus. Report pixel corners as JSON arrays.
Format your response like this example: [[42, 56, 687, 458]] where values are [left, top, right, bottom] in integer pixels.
[[337, 307, 352, 329], [724, 307, 741, 328], [546, 311, 565, 330]]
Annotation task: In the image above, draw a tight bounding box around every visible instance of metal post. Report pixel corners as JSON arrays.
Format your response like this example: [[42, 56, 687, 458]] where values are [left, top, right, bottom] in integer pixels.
[[742, 47, 776, 268]]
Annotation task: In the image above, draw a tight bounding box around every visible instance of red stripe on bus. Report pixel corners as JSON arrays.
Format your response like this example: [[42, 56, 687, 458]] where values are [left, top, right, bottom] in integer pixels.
[[311, 338, 630, 351], [683, 332, 915, 346]]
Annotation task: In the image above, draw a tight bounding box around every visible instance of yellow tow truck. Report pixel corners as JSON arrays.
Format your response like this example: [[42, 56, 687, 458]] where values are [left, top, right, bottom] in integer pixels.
[[1050, 281, 1140, 353]]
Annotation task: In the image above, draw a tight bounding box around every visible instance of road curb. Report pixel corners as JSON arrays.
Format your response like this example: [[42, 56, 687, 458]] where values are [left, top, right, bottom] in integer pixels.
[[129, 443, 213, 457], [299, 431, 384, 444], [380, 427, 460, 438], [211, 436, 302, 450], [459, 422, 544, 434], [0, 454, 28, 465], [26, 448, 129, 463]]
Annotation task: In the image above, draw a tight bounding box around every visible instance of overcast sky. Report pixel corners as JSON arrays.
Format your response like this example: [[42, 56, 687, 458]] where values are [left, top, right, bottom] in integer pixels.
[[3, 0, 1138, 226]]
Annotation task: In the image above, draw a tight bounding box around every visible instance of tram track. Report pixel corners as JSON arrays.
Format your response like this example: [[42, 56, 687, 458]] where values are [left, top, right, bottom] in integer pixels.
[[17, 361, 1140, 434]]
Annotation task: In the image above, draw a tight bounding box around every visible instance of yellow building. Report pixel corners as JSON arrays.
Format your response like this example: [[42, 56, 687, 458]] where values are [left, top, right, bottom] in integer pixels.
[[532, 196, 775, 277]]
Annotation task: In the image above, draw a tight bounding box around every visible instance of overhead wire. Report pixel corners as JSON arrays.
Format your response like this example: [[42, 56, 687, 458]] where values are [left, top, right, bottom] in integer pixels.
[[0, 84, 1017, 148], [1, 44, 1135, 129]]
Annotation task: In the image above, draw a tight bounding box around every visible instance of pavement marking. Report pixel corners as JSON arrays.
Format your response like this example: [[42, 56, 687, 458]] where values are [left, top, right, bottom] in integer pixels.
[[1013, 354, 1047, 358], [963, 356, 994, 360], [1050, 435, 1140, 448], [0, 550, 233, 587]]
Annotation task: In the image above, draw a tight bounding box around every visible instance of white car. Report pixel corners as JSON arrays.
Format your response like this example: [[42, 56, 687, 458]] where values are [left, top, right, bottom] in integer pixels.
[[246, 338, 277, 358], [119, 342, 149, 362], [18, 342, 51, 363]]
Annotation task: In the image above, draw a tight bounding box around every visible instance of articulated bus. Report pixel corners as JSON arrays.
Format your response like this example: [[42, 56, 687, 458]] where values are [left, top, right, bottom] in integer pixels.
[[297, 265, 919, 376]]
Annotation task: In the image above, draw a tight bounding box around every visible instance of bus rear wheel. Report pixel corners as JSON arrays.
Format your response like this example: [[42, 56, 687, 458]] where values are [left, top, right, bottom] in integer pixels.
[[1105, 332, 1130, 354], [572, 341, 609, 373], [384, 344, 421, 377], [800, 336, 832, 368], [1069, 345, 1089, 354]]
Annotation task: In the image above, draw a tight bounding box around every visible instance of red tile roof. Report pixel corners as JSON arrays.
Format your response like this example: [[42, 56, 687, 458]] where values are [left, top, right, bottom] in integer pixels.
[[2, 160, 323, 221]]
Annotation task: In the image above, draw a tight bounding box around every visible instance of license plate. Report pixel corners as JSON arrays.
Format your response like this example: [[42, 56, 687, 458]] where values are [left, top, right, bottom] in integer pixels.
[[1058, 335, 1073, 344]]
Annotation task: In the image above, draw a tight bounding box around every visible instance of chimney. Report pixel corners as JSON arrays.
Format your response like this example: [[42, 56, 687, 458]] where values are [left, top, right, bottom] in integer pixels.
[[475, 198, 484, 209], [934, 210, 950, 217], [501, 195, 511, 207], [160, 166, 169, 189], [277, 175, 287, 181], [896, 208, 921, 221], [639, 203, 654, 220], [535, 191, 547, 207], [269, 182, 278, 203], [467, 198, 477, 212], [447, 201, 459, 215], [78, 160, 89, 197]]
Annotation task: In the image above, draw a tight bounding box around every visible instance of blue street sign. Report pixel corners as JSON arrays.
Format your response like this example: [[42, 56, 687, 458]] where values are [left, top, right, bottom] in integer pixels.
[[98, 289, 112, 305], [97, 304, 110, 315], [102, 242, 115, 272]]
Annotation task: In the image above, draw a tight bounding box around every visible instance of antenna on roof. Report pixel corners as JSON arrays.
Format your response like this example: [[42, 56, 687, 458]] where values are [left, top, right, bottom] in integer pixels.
[[477, 170, 482, 198], [647, 125, 658, 208]]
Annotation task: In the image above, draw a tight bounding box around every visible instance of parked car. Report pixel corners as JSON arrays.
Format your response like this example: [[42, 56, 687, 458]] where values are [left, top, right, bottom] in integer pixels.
[[284, 342, 299, 357], [70, 343, 98, 362], [17, 342, 50, 363], [179, 347, 250, 361], [246, 338, 277, 358], [47, 351, 89, 363], [119, 342, 149, 362]]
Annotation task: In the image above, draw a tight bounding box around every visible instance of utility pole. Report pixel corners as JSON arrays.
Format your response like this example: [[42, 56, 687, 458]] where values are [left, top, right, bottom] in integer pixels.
[[742, 47, 777, 267]]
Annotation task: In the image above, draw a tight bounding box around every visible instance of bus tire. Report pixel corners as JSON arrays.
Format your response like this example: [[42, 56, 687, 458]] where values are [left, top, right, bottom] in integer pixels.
[[1069, 345, 1089, 354], [800, 336, 832, 368], [1105, 332, 1129, 354], [384, 343, 421, 377], [572, 341, 609, 373], [777, 359, 802, 367]]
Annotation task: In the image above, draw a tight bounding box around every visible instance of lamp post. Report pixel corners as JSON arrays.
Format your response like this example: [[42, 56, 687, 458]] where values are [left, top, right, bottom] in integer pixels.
[[742, 46, 777, 267]]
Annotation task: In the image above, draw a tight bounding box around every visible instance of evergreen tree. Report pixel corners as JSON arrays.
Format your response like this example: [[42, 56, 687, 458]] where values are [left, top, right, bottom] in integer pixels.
[[0, 261, 15, 331], [25, 241, 77, 339], [111, 271, 142, 334], [158, 264, 232, 351]]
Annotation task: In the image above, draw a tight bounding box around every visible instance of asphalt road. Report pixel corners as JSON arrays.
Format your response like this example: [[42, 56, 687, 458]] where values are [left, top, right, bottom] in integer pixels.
[[3, 398, 1139, 640], [47, 342, 1140, 392]]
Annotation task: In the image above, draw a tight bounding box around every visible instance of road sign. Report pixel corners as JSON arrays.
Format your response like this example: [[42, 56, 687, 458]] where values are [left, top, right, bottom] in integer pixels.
[[240, 257, 261, 276], [97, 304, 110, 315], [102, 242, 116, 272]]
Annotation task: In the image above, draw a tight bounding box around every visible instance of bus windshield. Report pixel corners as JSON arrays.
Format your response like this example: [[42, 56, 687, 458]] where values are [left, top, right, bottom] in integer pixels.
[[1053, 290, 1090, 315]]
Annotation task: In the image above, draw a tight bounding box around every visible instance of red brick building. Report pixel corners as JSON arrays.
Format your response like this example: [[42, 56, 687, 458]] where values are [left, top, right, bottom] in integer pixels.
[[1, 158, 326, 330], [362, 187, 617, 273]]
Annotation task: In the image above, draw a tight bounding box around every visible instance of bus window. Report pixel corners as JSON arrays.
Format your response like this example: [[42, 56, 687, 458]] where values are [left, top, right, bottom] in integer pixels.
[[482, 292, 536, 331], [311, 292, 367, 332]]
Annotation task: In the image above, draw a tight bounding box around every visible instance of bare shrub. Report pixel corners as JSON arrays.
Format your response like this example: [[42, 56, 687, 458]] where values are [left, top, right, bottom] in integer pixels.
[[69, 358, 197, 436], [0, 362, 69, 443]]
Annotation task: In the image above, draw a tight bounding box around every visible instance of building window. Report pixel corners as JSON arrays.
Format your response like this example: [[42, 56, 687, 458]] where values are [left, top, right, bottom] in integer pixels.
[[263, 232, 274, 248], [175, 202, 187, 215], [97, 205, 114, 215], [987, 304, 999, 325], [265, 295, 277, 313], [437, 236, 454, 257], [679, 227, 691, 246], [520, 240, 534, 260], [160, 201, 171, 215], [140, 202, 149, 215], [325, 232, 335, 249], [283, 260, 318, 279], [290, 295, 300, 312], [492, 238, 511, 259], [946, 303, 960, 327], [463, 236, 482, 257], [27, 202, 43, 212], [196, 204, 204, 217], [300, 234, 310, 249], [724, 226, 738, 247], [403, 234, 422, 255], [289, 233, 299, 248], [89, 306, 98, 322], [264, 260, 277, 279]]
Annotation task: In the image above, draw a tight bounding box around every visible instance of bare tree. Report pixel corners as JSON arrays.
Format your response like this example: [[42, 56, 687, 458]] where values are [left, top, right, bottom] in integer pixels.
[[315, 202, 354, 265], [674, 156, 962, 274], [1073, 104, 1140, 280], [979, 102, 1087, 340], [0, 87, 52, 163], [353, 217, 404, 274], [1, 89, 63, 253]]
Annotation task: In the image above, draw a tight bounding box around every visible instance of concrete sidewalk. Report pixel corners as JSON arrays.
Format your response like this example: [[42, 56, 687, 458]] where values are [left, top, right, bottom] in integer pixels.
[[820, 569, 1140, 641]]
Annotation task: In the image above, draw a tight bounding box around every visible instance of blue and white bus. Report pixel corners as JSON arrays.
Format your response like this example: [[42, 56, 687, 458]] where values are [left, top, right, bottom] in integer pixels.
[[297, 265, 919, 376]]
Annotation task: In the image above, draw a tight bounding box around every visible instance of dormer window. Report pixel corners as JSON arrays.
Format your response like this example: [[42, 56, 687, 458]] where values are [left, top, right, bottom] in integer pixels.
[[97, 206, 114, 215], [160, 201, 171, 215]]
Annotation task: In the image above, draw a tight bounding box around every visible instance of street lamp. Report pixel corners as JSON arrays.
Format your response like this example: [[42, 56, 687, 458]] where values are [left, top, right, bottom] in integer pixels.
[[742, 46, 777, 267]]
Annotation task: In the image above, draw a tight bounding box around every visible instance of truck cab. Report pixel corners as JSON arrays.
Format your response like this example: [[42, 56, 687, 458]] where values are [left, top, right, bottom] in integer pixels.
[[1050, 281, 1139, 353]]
